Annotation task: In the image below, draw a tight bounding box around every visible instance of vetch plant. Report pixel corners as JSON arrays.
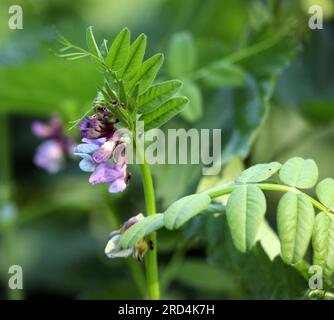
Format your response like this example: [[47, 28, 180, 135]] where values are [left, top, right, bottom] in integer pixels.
[[58, 26, 188, 299], [58, 27, 334, 299]]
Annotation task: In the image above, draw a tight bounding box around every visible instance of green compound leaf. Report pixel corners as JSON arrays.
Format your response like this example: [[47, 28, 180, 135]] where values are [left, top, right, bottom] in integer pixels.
[[226, 185, 266, 253], [164, 194, 211, 230], [277, 192, 315, 264], [126, 53, 164, 94], [105, 27, 130, 71], [140, 96, 188, 130], [118, 33, 147, 81], [120, 214, 164, 248], [279, 157, 318, 189], [312, 212, 334, 279], [316, 178, 334, 210], [236, 162, 281, 183], [138, 80, 182, 114], [86, 26, 102, 59]]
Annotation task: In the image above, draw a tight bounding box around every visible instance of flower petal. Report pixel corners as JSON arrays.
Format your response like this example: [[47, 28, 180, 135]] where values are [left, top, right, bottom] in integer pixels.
[[104, 232, 133, 258], [92, 141, 115, 164], [74, 143, 99, 155], [108, 178, 127, 193], [31, 121, 52, 139], [89, 163, 124, 185], [79, 158, 96, 172], [82, 137, 106, 146], [33, 140, 64, 173]]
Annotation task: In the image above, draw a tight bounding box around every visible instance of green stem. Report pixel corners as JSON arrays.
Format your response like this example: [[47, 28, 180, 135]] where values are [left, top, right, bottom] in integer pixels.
[[207, 182, 332, 215], [138, 149, 160, 300]]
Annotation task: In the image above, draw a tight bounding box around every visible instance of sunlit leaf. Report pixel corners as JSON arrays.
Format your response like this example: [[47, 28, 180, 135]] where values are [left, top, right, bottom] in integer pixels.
[[138, 80, 182, 114], [140, 97, 188, 130], [279, 157, 318, 189], [277, 192, 315, 264], [312, 212, 334, 279], [118, 33, 146, 81], [105, 27, 130, 71], [126, 53, 164, 94], [236, 162, 281, 183], [226, 185, 266, 252], [316, 178, 334, 210], [164, 193, 211, 230]]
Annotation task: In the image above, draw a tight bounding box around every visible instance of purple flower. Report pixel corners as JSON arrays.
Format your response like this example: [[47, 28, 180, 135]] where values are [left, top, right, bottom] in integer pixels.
[[74, 138, 108, 172], [75, 107, 131, 194], [78, 116, 102, 139], [92, 140, 116, 163], [89, 163, 127, 193], [32, 116, 62, 139], [32, 115, 75, 173], [78, 108, 115, 139], [33, 139, 64, 173]]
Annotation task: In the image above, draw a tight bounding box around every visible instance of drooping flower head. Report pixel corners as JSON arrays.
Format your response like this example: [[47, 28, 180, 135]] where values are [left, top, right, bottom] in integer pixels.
[[74, 107, 131, 194], [105, 214, 149, 261]]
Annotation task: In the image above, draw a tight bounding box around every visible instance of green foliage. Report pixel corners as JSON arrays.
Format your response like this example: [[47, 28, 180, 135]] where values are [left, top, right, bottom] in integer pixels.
[[312, 212, 334, 279], [105, 28, 130, 71], [122, 156, 334, 292], [118, 33, 147, 81], [236, 162, 281, 183], [167, 32, 196, 76], [139, 97, 189, 131], [121, 214, 164, 248], [58, 27, 187, 132], [226, 185, 266, 252], [316, 178, 334, 210], [164, 194, 211, 230], [2, 0, 333, 301], [279, 157, 319, 189], [277, 192, 315, 264], [138, 80, 182, 114]]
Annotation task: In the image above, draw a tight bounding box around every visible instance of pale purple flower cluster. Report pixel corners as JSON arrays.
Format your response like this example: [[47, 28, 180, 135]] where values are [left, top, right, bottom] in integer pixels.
[[32, 115, 74, 173], [74, 108, 130, 193]]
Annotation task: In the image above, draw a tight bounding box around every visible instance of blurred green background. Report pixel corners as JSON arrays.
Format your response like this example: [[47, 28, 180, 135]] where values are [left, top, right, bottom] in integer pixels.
[[0, 0, 334, 299]]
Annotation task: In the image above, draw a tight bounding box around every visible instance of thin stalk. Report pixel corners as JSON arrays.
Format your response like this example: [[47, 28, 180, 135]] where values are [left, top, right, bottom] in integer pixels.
[[137, 143, 160, 300], [207, 182, 332, 216]]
